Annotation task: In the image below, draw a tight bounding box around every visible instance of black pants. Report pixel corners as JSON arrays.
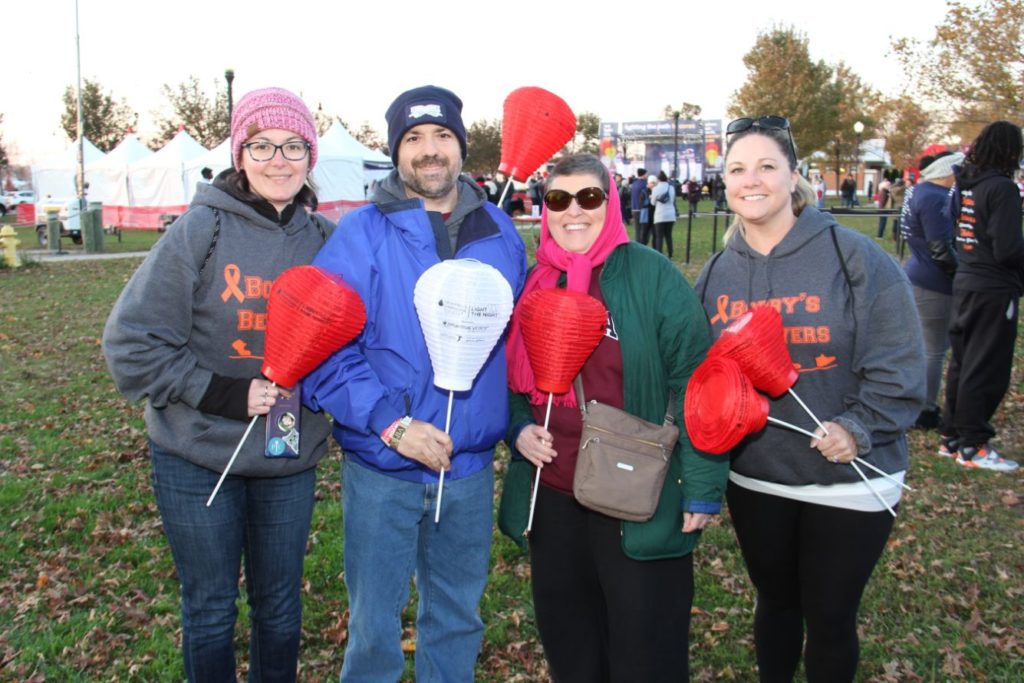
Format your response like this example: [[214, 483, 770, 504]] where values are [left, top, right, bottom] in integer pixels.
[[529, 485, 693, 682], [942, 289, 1019, 447], [654, 221, 674, 258], [726, 483, 894, 683], [635, 210, 655, 246]]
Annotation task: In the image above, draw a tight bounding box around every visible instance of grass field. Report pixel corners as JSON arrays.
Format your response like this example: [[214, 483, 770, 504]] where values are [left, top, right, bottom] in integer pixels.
[[0, 203, 1021, 681]]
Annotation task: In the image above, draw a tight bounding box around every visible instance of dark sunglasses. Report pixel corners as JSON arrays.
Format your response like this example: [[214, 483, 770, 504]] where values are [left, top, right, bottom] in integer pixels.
[[543, 187, 607, 212], [727, 116, 797, 158]]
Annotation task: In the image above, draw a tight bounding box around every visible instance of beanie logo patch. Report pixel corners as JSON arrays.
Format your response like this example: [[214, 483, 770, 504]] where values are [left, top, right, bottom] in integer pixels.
[[409, 104, 443, 119]]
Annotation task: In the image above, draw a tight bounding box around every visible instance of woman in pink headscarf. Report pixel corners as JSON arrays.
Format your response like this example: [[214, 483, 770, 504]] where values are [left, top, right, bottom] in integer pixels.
[[501, 153, 728, 681]]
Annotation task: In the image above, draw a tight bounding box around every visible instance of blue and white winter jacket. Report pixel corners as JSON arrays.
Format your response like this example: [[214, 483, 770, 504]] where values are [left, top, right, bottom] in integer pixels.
[[304, 174, 527, 483]]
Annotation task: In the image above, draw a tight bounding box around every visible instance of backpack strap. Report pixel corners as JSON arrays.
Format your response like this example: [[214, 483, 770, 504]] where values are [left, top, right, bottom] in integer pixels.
[[198, 207, 329, 277], [198, 207, 222, 277], [828, 224, 856, 338], [698, 249, 725, 306]]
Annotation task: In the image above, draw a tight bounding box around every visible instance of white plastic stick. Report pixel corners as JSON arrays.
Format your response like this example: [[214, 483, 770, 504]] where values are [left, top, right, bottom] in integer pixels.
[[770, 413, 910, 501], [496, 175, 514, 209], [525, 393, 554, 534], [787, 387, 829, 436], [853, 457, 913, 491], [434, 391, 455, 524], [850, 460, 897, 517], [207, 414, 259, 507], [767, 416, 818, 439]]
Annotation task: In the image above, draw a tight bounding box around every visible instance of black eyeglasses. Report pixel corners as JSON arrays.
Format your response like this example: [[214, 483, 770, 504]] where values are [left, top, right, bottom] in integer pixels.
[[543, 187, 607, 212], [242, 140, 311, 162], [727, 116, 797, 158]]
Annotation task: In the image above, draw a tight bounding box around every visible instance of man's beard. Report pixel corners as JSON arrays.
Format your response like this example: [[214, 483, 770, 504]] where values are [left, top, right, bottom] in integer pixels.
[[401, 154, 460, 199]]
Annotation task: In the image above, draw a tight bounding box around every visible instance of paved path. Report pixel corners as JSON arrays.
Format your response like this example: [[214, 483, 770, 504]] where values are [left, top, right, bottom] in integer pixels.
[[21, 249, 149, 263]]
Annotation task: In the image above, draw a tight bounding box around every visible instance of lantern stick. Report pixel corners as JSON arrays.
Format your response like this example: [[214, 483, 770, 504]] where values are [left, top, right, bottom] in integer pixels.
[[525, 392, 554, 534], [849, 457, 913, 491], [434, 391, 455, 524], [496, 179, 514, 211], [787, 387, 829, 436], [768, 417, 912, 494], [850, 460, 897, 517], [207, 378, 278, 508], [766, 416, 818, 439]]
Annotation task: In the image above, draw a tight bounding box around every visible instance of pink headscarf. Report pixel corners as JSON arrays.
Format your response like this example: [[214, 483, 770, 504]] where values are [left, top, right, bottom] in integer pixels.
[[507, 167, 630, 406]]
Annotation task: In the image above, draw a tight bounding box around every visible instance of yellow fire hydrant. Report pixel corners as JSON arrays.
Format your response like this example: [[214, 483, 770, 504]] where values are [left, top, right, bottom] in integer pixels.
[[0, 225, 23, 268]]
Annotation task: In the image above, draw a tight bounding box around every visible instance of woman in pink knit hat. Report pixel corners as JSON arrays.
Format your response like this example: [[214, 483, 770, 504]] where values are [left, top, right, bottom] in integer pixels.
[[104, 86, 333, 682]]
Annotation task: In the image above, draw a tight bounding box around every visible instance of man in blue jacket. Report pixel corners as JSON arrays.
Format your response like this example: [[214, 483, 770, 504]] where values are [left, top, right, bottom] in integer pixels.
[[304, 85, 527, 681], [629, 167, 650, 243]]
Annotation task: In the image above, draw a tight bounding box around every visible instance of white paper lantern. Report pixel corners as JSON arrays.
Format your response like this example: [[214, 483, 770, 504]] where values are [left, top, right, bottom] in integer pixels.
[[413, 259, 515, 392]]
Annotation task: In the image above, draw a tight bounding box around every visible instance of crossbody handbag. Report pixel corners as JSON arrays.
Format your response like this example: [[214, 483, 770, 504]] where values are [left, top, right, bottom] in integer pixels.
[[571, 376, 679, 522]]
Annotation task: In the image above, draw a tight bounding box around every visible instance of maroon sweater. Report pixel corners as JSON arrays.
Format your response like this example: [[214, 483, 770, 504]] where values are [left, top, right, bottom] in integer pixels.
[[531, 266, 625, 494]]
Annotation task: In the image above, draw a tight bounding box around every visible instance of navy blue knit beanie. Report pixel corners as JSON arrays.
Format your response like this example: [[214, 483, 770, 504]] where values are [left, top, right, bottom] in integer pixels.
[[385, 85, 468, 164]]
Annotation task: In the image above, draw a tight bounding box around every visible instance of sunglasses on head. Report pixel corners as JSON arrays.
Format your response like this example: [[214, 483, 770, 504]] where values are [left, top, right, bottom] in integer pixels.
[[727, 116, 797, 158], [543, 187, 607, 212]]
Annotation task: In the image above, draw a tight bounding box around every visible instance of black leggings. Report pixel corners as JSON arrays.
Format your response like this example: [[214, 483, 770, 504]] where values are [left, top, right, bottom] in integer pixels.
[[529, 485, 693, 682], [726, 482, 894, 683], [654, 221, 674, 257]]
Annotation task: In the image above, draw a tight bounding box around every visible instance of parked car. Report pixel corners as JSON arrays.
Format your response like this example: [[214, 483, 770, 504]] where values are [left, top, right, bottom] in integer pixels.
[[3, 190, 35, 210], [35, 198, 83, 246]]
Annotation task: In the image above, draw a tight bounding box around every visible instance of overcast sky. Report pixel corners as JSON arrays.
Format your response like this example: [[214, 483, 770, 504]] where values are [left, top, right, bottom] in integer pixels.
[[6, 0, 951, 165]]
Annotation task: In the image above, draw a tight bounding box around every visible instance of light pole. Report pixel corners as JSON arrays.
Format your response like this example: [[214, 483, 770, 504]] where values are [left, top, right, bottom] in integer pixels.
[[225, 69, 235, 123], [672, 111, 680, 180], [75, 0, 85, 213], [698, 118, 706, 184], [853, 120, 864, 204]]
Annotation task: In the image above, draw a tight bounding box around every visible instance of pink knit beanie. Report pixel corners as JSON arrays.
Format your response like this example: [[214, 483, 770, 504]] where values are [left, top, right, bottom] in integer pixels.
[[231, 87, 318, 170]]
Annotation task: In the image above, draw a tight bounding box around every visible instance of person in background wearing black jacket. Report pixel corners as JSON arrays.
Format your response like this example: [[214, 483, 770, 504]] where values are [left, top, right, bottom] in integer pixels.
[[940, 121, 1024, 471], [629, 168, 649, 243], [900, 151, 963, 431]]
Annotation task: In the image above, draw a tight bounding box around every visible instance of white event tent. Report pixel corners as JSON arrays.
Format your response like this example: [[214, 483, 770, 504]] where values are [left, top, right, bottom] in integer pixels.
[[124, 130, 208, 228], [313, 124, 370, 222], [31, 138, 105, 201], [85, 134, 153, 226], [319, 121, 393, 187], [183, 138, 232, 203], [31, 127, 374, 231]]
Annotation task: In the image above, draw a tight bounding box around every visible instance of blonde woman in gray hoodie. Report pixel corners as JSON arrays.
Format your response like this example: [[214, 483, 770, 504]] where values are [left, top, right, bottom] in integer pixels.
[[696, 116, 925, 683]]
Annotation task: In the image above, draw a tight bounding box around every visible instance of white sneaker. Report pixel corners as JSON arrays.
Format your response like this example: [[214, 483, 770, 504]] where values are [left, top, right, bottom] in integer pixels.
[[963, 445, 1020, 472]]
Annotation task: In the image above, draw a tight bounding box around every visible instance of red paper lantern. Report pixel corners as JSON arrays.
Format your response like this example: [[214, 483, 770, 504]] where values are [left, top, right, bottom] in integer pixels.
[[708, 306, 798, 398], [518, 288, 607, 394], [684, 356, 769, 454], [498, 87, 576, 182], [261, 266, 367, 389]]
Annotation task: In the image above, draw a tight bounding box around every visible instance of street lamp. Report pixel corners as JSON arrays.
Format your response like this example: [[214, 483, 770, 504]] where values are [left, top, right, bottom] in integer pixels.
[[672, 111, 680, 180], [853, 120, 864, 204], [225, 69, 235, 122]]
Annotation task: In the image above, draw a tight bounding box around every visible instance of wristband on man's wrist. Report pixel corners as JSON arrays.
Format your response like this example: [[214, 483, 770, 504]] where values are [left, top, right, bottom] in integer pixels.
[[381, 416, 413, 449]]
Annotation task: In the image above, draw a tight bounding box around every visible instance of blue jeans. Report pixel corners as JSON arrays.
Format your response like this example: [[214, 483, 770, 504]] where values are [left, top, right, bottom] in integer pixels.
[[912, 286, 952, 411], [150, 442, 316, 683], [340, 459, 494, 683]]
